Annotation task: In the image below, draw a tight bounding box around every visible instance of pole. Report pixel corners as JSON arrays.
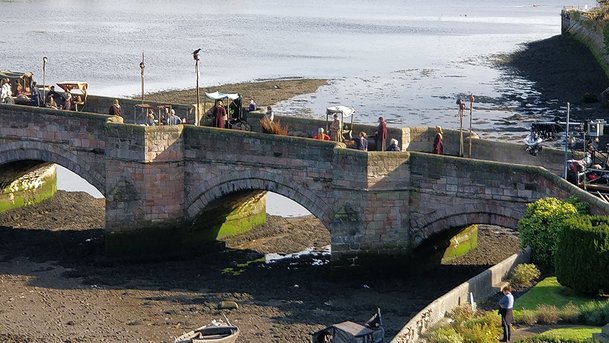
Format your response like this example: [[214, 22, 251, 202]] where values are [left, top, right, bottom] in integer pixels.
[[139, 52, 145, 104], [195, 60, 200, 126], [563, 102, 571, 179], [458, 99, 464, 157], [468, 94, 475, 157], [42, 57, 48, 106], [193, 49, 201, 126]]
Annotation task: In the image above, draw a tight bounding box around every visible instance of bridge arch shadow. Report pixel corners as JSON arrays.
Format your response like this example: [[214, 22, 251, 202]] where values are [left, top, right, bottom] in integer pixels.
[[414, 206, 520, 246], [186, 177, 334, 230], [0, 143, 105, 196]]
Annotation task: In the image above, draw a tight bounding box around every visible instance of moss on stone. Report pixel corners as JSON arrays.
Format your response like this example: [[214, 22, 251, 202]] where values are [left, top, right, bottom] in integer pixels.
[[441, 225, 479, 263], [0, 166, 57, 213]]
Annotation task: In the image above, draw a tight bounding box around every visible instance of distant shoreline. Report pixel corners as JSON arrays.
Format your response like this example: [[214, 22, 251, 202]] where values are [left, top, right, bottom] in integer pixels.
[[143, 78, 328, 108]]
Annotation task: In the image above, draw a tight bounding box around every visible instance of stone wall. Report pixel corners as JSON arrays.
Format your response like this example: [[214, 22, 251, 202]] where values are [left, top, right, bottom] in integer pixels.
[[562, 8, 609, 78], [391, 248, 531, 343], [0, 103, 107, 193]]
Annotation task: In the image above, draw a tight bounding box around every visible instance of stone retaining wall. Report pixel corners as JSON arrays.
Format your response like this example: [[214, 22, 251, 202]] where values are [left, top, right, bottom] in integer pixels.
[[391, 248, 531, 343]]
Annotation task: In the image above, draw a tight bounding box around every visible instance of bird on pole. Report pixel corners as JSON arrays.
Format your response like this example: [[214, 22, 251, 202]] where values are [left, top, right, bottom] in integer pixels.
[[193, 48, 201, 126]]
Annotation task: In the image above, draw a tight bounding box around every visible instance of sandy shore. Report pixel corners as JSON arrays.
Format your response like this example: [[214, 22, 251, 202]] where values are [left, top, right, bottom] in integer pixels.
[[144, 78, 328, 110]]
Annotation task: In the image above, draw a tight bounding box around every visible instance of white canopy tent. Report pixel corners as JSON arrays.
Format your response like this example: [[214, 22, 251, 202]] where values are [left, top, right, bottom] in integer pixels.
[[205, 91, 240, 101]]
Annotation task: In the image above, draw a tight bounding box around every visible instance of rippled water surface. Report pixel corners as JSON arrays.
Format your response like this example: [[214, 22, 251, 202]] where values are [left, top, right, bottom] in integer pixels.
[[2, 0, 564, 130], [3, 0, 570, 205]]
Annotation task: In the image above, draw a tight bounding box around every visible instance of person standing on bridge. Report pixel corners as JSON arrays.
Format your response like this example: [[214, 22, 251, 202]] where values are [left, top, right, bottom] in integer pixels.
[[433, 126, 444, 155], [212, 100, 227, 128], [376, 116, 387, 151], [109, 99, 122, 117], [329, 114, 343, 142], [1, 79, 13, 104]]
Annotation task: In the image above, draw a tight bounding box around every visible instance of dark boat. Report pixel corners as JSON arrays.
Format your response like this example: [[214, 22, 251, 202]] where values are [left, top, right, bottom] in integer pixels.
[[311, 308, 384, 343]]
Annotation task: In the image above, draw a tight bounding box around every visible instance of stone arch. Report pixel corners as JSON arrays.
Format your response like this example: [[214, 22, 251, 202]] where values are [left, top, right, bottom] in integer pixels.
[[412, 203, 524, 246], [0, 142, 105, 196], [186, 177, 333, 230]]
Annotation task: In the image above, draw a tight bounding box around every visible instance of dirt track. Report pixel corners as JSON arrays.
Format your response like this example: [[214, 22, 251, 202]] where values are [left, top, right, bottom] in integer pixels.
[[0, 191, 520, 343]]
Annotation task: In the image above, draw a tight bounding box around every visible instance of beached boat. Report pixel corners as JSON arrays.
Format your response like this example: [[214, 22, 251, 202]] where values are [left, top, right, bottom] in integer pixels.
[[174, 318, 240, 343], [311, 308, 384, 343]]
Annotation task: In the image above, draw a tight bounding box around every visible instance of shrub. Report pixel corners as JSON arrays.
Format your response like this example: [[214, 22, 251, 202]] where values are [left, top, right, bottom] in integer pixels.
[[515, 309, 538, 325], [510, 263, 541, 287], [518, 197, 580, 268], [555, 215, 609, 295], [427, 325, 464, 343], [536, 304, 559, 324], [580, 301, 609, 325], [447, 305, 475, 325], [260, 117, 288, 135], [559, 302, 580, 323], [459, 322, 499, 343]]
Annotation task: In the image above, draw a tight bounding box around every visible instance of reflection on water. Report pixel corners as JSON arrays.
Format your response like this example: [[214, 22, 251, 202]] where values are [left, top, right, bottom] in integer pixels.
[[265, 245, 331, 265]]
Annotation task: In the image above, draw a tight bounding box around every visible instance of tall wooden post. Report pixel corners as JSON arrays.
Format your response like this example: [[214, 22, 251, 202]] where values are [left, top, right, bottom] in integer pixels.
[[193, 49, 201, 126], [468, 94, 475, 157], [139, 52, 145, 105], [42, 57, 48, 106]]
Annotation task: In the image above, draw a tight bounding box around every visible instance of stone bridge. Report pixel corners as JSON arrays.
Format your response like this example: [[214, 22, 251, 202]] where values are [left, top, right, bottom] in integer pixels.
[[1, 103, 608, 261]]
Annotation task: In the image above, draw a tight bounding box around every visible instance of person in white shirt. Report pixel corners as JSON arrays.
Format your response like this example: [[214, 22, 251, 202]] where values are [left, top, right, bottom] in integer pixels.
[[1, 79, 13, 104]]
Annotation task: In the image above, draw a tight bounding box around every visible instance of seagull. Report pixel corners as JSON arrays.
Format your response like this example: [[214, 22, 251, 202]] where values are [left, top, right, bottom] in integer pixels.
[[192, 48, 201, 60]]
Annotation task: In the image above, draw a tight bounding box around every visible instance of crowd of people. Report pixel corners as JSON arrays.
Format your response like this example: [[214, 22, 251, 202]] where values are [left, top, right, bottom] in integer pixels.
[[0, 78, 80, 111], [310, 115, 402, 152]]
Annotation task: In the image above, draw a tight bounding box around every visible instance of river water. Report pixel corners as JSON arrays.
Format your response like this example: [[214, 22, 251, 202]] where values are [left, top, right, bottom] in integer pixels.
[[2, 0, 574, 214]]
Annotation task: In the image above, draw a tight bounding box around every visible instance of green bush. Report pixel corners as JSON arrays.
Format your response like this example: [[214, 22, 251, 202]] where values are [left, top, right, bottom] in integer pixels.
[[536, 304, 560, 324], [511, 263, 541, 287], [447, 305, 475, 325], [515, 309, 538, 325], [580, 301, 609, 326], [560, 302, 581, 323], [427, 325, 464, 343], [518, 197, 580, 268], [555, 215, 609, 295], [459, 322, 499, 343], [428, 309, 500, 343]]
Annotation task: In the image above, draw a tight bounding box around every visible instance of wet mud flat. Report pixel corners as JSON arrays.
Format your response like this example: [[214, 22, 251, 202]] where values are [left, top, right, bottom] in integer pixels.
[[0, 191, 520, 343]]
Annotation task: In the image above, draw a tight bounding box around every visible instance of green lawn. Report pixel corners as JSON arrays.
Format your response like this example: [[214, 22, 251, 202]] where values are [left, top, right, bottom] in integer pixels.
[[514, 277, 592, 310], [533, 327, 602, 343]]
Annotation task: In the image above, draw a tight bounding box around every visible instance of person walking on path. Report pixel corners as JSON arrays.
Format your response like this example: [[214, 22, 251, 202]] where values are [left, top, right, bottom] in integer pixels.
[[432, 126, 444, 154], [498, 284, 514, 342], [376, 116, 387, 151]]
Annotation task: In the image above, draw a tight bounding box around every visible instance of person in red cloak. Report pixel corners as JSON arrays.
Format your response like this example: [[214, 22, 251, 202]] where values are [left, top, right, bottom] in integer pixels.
[[433, 126, 444, 154], [213, 100, 227, 128], [376, 116, 387, 151]]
